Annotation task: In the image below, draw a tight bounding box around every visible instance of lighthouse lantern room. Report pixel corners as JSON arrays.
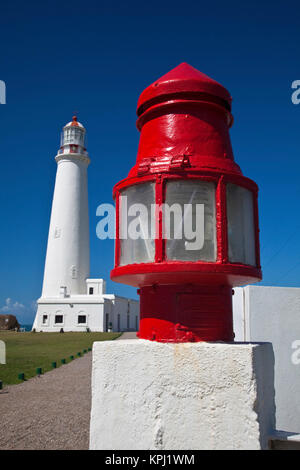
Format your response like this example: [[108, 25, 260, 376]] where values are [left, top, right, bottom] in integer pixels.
[[59, 116, 88, 155], [32, 116, 139, 332]]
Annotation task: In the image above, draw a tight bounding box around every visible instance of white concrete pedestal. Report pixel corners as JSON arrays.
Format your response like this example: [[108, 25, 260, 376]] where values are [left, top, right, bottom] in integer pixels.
[[90, 340, 275, 450]]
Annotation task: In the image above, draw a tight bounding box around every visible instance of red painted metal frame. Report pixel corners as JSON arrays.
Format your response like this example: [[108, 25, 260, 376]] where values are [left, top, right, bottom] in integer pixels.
[[110, 63, 262, 343], [155, 175, 163, 263], [114, 189, 120, 267]]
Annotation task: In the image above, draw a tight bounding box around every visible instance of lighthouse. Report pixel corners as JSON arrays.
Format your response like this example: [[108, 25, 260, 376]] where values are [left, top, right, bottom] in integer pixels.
[[32, 116, 139, 332], [90, 64, 275, 450], [42, 115, 90, 297]]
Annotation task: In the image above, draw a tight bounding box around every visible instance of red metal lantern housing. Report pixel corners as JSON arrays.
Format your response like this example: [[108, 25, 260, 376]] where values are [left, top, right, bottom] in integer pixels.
[[111, 63, 261, 343]]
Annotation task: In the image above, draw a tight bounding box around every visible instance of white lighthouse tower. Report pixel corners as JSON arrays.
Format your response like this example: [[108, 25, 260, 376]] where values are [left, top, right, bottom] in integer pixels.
[[32, 116, 139, 332], [42, 116, 90, 298]]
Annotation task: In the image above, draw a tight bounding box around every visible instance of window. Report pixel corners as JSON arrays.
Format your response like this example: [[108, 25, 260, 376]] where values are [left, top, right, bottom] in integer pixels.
[[64, 129, 71, 144], [54, 227, 61, 238], [42, 315, 48, 324], [226, 184, 256, 266], [117, 314, 120, 331], [78, 315, 86, 324], [119, 183, 155, 265], [89, 287, 94, 295], [105, 313, 109, 332], [71, 265, 77, 279], [165, 180, 216, 261], [55, 315, 63, 324], [127, 314, 130, 330]]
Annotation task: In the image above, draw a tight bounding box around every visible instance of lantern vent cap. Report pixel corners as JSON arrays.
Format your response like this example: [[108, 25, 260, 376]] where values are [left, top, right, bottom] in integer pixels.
[[137, 62, 232, 115], [63, 115, 85, 130]]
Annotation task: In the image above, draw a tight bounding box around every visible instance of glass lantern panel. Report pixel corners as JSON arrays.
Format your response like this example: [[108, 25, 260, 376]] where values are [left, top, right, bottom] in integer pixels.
[[165, 180, 216, 261], [226, 183, 256, 266], [119, 183, 155, 266]]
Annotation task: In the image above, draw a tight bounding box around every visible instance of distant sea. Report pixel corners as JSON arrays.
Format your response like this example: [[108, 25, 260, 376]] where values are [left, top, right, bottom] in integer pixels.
[[20, 324, 33, 332]]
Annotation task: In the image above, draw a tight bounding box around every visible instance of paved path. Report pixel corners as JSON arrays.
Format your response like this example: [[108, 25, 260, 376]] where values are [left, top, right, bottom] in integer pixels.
[[0, 353, 92, 450], [116, 332, 138, 340], [0, 333, 137, 450]]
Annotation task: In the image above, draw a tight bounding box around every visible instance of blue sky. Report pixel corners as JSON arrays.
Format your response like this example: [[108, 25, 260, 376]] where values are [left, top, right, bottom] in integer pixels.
[[0, 1, 299, 323]]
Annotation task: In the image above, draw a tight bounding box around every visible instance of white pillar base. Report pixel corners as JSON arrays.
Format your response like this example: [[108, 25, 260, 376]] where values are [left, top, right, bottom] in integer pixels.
[[90, 340, 275, 450]]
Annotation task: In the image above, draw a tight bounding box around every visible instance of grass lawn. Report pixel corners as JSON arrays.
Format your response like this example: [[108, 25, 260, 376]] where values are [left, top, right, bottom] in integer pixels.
[[0, 331, 121, 385]]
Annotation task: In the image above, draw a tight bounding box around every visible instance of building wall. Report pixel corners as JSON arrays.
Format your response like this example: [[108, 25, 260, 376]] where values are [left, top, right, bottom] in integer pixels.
[[233, 285, 300, 433], [33, 296, 140, 333], [86, 279, 106, 296], [109, 297, 139, 332], [33, 302, 104, 332]]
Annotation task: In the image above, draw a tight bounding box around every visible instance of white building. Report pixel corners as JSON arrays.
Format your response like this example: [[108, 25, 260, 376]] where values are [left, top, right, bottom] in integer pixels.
[[233, 285, 300, 434], [32, 116, 139, 332]]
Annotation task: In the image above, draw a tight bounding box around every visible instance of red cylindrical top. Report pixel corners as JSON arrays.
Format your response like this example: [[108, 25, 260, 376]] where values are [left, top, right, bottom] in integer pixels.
[[111, 63, 262, 343], [126, 63, 241, 179]]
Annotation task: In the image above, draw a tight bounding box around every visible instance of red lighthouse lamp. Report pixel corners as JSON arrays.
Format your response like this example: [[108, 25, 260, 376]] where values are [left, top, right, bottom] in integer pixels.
[[111, 63, 261, 343]]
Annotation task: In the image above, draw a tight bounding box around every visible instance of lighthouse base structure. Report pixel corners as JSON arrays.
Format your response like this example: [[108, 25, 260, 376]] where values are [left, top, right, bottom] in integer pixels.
[[90, 339, 275, 450]]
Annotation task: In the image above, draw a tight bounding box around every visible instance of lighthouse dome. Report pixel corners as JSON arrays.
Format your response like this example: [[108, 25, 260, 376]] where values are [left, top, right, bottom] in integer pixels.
[[64, 115, 85, 129]]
